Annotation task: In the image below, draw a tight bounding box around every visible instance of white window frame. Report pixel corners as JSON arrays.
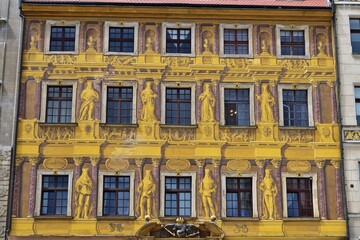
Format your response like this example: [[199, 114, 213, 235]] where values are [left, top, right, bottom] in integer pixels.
[[282, 172, 319, 218], [219, 83, 255, 126], [221, 172, 258, 218], [44, 20, 80, 54], [219, 24, 253, 58], [101, 81, 137, 124], [160, 171, 196, 218], [160, 82, 196, 125], [40, 80, 78, 123], [34, 170, 73, 217], [161, 22, 196, 57], [97, 171, 135, 217], [104, 21, 139, 56], [278, 84, 314, 127], [276, 24, 310, 59]]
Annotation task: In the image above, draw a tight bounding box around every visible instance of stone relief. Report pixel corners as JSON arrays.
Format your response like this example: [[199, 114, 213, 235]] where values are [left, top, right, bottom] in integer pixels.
[[29, 27, 40, 50], [162, 218, 200, 238], [40, 126, 74, 140], [162, 57, 191, 67], [199, 83, 215, 122], [202, 30, 213, 54], [257, 84, 275, 123], [74, 168, 93, 219], [222, 58, 249, 68], [101, 127, 135, 140], [220, 128, 254, 142], [140, 81, 158, 122], [280, 129, 314, 143], [104, 56, 136, 66], [79, 81, 99, 121], [137, 170, 156, 219], [45, 55, 78, 65], [86, 28, 98, 51], [260, 169, 278, 220], [344, 130, 360, 141], [199, 169, 217, 220], [259, 31, 271, 55], [145, 29, 155, 53], [278, 59, 310, 69], [316, 33, 327, 56], [160, 128, 195, 141]]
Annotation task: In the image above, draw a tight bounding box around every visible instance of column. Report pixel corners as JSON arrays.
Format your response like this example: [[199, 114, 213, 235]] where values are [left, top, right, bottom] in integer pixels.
[[12, 157, 24, 217], [134, 158, 144, 217], [255, 159, 266, 218], [315, 160, 327, 219], [27, 156, 40, 217], [152, 158, 161, 219], [212, 159, 221, 219], [195, 159, 205, 219], [271, 159, 282, 219], [34, 77, 42, 119], [77, 78, 85, 118], [270, 80, 279, 123], [311, 80, 321, 124], [19, 78, 27, 118], [90, 156, 101, 218], [331, 160, 344, 219], [255, 81, 261, 123], [73, 157, 84, 215], [328, 81, 337, 123]]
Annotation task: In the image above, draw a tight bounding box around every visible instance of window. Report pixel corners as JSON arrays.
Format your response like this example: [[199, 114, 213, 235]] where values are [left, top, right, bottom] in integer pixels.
[[219, 24, 253, 58], [103, 176, 130, 216], [350, 19, 360, 54], [165, 88, 191, 125], [106, 87, 133, 124], [355, 87, 360, 125], [286, 178, 313, 217], [45, 86, 73, 123], [35, 170, 73, 217], [226, 178, 252, 217], [282, 90, 308, 127], [161, 23, 195, 56], [164, 177, 192, 217], [276, 25, 310, 59], [44, 21, 80, 54], [104, 22, 139, 55]]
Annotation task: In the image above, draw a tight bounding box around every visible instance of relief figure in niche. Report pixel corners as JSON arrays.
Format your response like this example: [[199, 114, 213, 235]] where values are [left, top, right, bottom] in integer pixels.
[[257, 84, 275, 123], [202, 30, 213, 54], [74, 168, 93, 219], [199, 83, 215, 122], [259, 31, 271, 55], [29, 27, 40, 50], [140, 81, 158, 122], [260, 169, 278, 220], [137, 170, 156, 218], [86, 28, 98, 51], [316, 33, 327, 56], [145, 29, 155, 53], [79, 81, 99, 121], [199, 169, 217, 219]]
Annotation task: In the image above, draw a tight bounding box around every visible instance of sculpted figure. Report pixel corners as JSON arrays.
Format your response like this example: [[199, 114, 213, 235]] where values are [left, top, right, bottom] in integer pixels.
[[74, 168, 93, 219], [260, 169, 278, 220], [203, 38, 210, 52], [79, 81, 99, 120], [199, 83, 215, 122], [137, 170, 156, 218], [87, 35, 96, 49], [140, 81, 158, 122], [199, 169, 217, 219], [257, 84, 275, 123], [145, 37, 154, 53], [30, 34, 38, 49]]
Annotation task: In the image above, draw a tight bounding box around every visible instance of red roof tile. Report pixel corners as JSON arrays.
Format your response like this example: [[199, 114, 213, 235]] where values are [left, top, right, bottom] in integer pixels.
[[22, 0, 331, 8]]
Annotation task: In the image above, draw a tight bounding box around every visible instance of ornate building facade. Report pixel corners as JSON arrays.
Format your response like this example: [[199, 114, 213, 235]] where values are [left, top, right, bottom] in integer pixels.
[[335, 0, 360, 239], [11, 0, 346, 239]]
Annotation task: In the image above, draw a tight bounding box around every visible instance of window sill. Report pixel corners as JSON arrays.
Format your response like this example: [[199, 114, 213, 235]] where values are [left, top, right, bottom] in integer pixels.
[[219, 125, 256, 129], [38, 123, 78, 127], [161, 52, 195, 58], [97, 216, 137, 220], [160, 124, 197, 129], [99, 123, 138, 128], [277, 55, 310, 60], [159, 217, 197, 221], [45, 51, 79, 55], [221, 217, 259, 221], [219, 54, 253, 59], [283, 217, 320, 221], [34, 215, 72, 220], [104, 51, 138, 56], [279, 126, 315, 130]]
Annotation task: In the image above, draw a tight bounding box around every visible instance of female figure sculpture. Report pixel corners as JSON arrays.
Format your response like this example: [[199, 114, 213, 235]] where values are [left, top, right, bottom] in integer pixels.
[[137, 170, 156, 218], [199, 83, 215, 122], [74, 168, 93, 219], [140, 81, 158, 122], [199, 169, 217, 219], [260, 169, 278, 220], [257, 84, 275, 123], [79, 81, 99, 120]]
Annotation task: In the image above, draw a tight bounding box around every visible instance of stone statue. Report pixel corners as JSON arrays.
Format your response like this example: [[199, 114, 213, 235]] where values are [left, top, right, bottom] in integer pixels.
[[199, 169, 217, 219], [260, 169, 278, 220], [257, 84, 275, 123], [87, 35, 96, 50], [137, 169, 156, 218], [203, 38, 210, 52], [74, 168, 93, 219], [79, 81, 99, 120], [199, 83, 215, 122], [30, 34, 38, 50], [145, 36, 154, 53], [140, 81, 158, 122], [261, 39, 268, 54]]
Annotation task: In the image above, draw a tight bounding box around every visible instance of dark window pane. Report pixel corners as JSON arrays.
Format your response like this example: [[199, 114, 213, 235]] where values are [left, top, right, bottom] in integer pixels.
[[351, 19, 360, 54], [50, 26, 76, 52], [280, 30, 305, 56], [224, 29, 249, 55], [46, 86, 73, 123], [41, 175, 68, 215], [283, 90, 308, 127], [224, 89, 250, 126], [166, 28, 191, 54], [108, 27, 134, 52], [226, 178, 252, 217], [103, 176, 130, 216], [286, 178, 313, 217], [106, 87, 133, 124], [166, 88, 191, 125], [165, 177, 191, 217]]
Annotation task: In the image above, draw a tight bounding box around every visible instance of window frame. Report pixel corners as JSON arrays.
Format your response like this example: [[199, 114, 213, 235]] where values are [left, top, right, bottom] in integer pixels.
[[97, 171, 135, 217], [40, 80, 77, 123], [160, 82, 196, 125], [161, 23, 196, 57], [34, 170, 73, 217], [350, 18, 360, 54], [276, 25, 310, 59], [354, 86, 360, 125], [44, 20, 80, 54], [278, 84, 314, 127], [104, 21, 139, 56], [101, 81, 137, 124], [160, 171, 196, 217], [219, 83, 255, 126], [221, 172, 258, 218], [219, 24, 253, 58], [282, 172, 319, 218]]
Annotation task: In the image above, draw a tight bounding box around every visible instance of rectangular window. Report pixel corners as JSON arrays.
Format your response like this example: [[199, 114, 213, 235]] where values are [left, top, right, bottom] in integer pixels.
[[355, 87, 360, 125], [166, 28, 191, 54], [106, 87, 133, 124], [286, 178, 313, 217], [350, 19, 360, 54], [224, 29, 249, 55], [226, 178, 252, 217], [280, 30, 305, 56], [224, 89, 250, 126], [103, 176, 130, 216], [46, 86, 73, 123], [41, 175, 69, 215], [50, 26, 76, 52], [165, 88, 191, 125], [165, 177, 191, 217], [108, 27, 134, 53], [283, 90, 308, 127]]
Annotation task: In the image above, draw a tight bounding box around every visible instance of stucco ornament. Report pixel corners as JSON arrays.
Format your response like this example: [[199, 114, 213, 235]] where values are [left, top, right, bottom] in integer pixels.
[[260, 169, 278, 220], [79, 81, 99, 120], [75, 168, 93, 219], [257, 84, 275, 123], [140, 81, 158, 122], [199, 169, 217, 219], [137, 170, 156, 219], [199, 83, 215, 122]]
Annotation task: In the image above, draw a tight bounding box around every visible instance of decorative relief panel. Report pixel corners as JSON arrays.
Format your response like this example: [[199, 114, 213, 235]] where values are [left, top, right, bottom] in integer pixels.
[[221, 58, 250, 68], [104, 56, 136, 66], [101, 126, 136, 141], [43, 158, 68, 172], [227, 160, 251, 174], [279, 129, 314, 143], [105, 158, 129, 172], [162, 57, 193, 67], [343, 129, 360, 142], [277, 59, 310, 69], [39, 125, 75, 141], [220, 128, 255, 142], [160, 127, 195, 141], [44, 55, 78, 65], [287, 160, 311, 174], [166, 159, 191, 174]]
